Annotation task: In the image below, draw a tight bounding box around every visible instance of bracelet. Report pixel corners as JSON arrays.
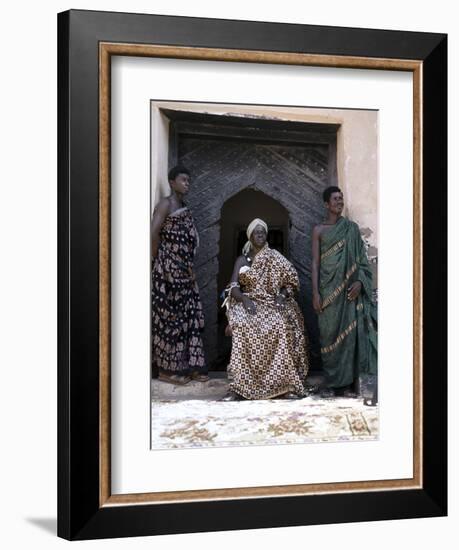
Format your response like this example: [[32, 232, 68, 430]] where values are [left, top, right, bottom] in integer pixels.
[[227, 281, 240, 295], [222, 282, 240, 310]]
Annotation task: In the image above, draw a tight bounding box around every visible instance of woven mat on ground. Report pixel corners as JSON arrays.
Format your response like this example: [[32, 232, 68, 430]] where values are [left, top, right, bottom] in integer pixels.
[[151, 396, 378, 449]]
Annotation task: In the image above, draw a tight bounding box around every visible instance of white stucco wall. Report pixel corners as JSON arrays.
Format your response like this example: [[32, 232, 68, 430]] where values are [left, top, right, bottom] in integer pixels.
[[150, 107, 170, 211]]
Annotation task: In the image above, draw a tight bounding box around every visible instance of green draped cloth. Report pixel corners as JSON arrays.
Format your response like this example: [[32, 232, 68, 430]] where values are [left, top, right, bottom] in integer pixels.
[[318, 217, 377, 388]]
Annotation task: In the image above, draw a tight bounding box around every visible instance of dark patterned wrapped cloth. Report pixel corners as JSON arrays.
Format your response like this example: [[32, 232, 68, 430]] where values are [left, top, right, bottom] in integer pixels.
[[152, 207, 206, 374]]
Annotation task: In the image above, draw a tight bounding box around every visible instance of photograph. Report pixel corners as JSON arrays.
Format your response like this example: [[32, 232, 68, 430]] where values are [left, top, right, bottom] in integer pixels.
[[150, 101, 379, 450]]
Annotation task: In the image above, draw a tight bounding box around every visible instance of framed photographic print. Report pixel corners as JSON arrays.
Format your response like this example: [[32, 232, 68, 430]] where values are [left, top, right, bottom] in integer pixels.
[[58, 9, 447, 540]]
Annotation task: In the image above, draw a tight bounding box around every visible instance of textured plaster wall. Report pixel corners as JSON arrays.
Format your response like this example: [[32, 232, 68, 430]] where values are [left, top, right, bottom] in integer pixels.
[[336, 111, 379, 260]]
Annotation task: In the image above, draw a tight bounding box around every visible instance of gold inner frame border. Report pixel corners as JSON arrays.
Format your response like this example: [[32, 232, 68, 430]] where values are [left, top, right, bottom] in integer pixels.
[[99, 42, 423, 507]]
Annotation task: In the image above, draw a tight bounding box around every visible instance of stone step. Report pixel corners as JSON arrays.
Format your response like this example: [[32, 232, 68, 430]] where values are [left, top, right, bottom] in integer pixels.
[[152, 373, 229, 401], [152, 372, 325, 402]]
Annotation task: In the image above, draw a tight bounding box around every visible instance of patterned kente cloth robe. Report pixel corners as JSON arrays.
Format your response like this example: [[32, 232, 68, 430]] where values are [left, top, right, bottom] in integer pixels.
[[318, 217, 377, 388], [226, 245, 309, 399], [152, 207, 206, 374]]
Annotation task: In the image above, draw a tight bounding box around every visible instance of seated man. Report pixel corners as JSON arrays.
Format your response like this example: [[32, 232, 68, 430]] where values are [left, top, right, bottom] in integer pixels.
[[222, 218, 310, 401]]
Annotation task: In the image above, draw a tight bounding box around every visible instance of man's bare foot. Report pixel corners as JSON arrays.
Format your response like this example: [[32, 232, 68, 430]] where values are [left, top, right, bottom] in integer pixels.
[[320, 387, 336, 398], [158, 372, 191, 385], [190, 372, 210, 382], [342, 387, 358, 398]]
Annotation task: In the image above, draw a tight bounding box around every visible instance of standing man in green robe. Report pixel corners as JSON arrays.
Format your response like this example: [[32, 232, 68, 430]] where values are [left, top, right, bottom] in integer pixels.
[[311, 186, 377, 402]]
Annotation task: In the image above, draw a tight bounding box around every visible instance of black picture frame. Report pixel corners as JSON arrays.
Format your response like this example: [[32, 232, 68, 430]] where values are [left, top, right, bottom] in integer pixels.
[[57, 9, 447, 540]]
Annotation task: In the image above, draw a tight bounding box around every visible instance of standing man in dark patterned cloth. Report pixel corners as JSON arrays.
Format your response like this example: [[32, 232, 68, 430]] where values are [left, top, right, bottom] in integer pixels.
[[311, 186, 377, 402], [151, 165, 208, 385]]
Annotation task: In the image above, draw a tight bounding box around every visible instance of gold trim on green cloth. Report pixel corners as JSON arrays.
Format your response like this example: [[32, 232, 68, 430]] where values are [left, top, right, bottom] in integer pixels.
[[321, 319, 357, 354], [321, 263, 357, 309], [321, 239, 345, 261]]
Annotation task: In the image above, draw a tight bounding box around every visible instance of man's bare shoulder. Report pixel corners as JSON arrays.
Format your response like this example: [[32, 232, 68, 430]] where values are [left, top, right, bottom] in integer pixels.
[[235, 255, 250, 267], [152, 197, 171, 217], [312, 223, 327, 237]]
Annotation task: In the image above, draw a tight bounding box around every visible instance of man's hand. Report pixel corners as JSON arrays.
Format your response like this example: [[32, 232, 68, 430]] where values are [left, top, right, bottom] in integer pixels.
[[313, 292, 323, 313], [242, 296, 257, 315], [275, 291, 287, 307], [347, 281, 362, 301]]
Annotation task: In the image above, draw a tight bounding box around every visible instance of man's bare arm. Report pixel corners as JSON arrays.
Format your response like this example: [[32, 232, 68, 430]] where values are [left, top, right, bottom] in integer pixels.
[[151, 199, 170, 259], [311, 225, 322, 313], [227, 256, 256, 314]]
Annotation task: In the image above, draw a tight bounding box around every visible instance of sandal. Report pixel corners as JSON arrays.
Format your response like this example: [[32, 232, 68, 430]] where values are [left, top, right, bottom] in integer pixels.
[[191, 372, 210, 382], [158, 373, 191, 385], [304, 383, 320, 395], [220, 391, 242, 402], [281, 392, 303, 400]]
